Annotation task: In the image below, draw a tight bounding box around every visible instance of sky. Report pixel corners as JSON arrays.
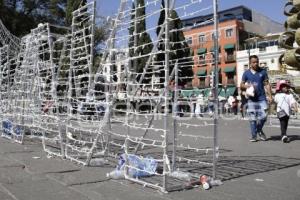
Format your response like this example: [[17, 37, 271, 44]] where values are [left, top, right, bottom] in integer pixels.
[[94, 0, 287, 24]]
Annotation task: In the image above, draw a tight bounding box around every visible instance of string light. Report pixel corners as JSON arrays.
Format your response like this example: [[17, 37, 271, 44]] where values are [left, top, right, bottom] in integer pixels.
[[0, 0, 218, 192]]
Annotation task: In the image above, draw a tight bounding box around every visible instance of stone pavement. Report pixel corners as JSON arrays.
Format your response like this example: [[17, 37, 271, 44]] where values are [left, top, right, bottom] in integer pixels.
[[0, 118, 300, 200]]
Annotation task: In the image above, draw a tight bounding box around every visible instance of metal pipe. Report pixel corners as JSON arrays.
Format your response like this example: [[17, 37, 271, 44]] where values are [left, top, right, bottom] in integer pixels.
[[212, 0, 219, 180], [134, 0, 138, 81], [172, 62, 178, 171], [163, 0, 170, 192]]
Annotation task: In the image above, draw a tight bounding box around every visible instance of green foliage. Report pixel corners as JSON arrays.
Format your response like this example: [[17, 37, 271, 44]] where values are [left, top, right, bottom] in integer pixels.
[[50, 0, 67, 25], [0, 0, 108, 50], [129, 0, 153, 83], [0, 0, 68, 37], [156, 0, 193, 86], [65, 0, 87, 26]]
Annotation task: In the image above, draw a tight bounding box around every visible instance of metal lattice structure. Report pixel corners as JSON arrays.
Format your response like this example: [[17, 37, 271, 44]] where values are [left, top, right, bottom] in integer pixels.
[[0, 19, 20, 53], [0, 0, 221, 193]]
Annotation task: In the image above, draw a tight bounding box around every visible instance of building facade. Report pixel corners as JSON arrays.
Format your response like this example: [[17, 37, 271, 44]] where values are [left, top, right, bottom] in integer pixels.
[[184, 19, 241, 88], [182, 6, 283, 91], [236, 33, 285, 87]]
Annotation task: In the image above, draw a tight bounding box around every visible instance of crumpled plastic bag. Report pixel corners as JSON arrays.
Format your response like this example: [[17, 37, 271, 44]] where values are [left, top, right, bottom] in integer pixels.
[[245, 84, 255, 98], [2, 120, 12, 135], [107, 153, 158, 179]]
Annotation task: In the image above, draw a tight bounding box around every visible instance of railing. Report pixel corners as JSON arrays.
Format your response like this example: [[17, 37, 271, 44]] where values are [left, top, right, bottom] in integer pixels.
[[225, 54, 236, 63], [226, 79, 236, 85], [199, 80, 206, 88], [198, 59, 206, 66]]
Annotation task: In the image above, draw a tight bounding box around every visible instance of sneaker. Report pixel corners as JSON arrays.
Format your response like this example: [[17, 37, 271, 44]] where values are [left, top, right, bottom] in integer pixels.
[[258, 131, 267, 141], [281, 135, 289, 143], [250, 137, 257, 142]]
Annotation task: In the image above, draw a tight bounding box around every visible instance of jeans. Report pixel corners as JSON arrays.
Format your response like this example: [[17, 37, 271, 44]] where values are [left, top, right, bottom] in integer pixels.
[[247, 100, 268, 138], [208, 102, 214, 113]]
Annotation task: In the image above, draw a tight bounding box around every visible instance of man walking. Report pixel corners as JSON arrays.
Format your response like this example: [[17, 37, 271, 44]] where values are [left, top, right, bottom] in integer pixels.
[[240, 55, 272, 142]]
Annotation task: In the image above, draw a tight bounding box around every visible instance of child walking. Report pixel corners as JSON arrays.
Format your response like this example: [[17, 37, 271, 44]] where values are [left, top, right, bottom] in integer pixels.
[[274, 80, 298, 143]]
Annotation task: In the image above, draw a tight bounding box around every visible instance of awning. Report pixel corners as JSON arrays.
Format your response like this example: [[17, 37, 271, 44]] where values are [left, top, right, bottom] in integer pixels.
[[204, 88, 211, 97], [181, 90, 194, 98], [181, 89, 204, 98], [223, 66, 236, 73], [225, 87, 236, 97], [192, 89, 202, 96], [224, 44, 235, 50], [197, 69, 207, 76], [208, 67, 221, 74], [219, 88, 226, 97], [197, 48, 207, 55]]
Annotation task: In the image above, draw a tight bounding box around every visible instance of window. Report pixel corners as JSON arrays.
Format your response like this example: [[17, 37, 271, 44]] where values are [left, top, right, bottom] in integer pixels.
[[244, 64, 248, 71], [199, 77, 206, 88], [225, 28, 233, 37], [198, 54, 206, 66], [186, 37, 192, 45], [199, 34, 205, 43], [225, 48, 235, 63]]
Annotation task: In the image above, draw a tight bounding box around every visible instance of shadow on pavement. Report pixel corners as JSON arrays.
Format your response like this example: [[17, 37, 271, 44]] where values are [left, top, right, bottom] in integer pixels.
[[268, 135, 300, 142]]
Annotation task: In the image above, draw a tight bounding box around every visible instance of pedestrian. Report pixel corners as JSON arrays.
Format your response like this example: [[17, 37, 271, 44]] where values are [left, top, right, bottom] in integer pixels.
[[231, 96, 238, 115], [240, 55, 273, 142], [240, 92, 247, 119], [274, 80, 298, 143], [207, 91, 215, 117], [195, 92, 206, 117], [227, 96, 234, 114]]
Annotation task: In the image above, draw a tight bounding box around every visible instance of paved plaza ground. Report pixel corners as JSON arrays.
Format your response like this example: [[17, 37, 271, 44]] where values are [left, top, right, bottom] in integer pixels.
[[0, 117, 299, 200]]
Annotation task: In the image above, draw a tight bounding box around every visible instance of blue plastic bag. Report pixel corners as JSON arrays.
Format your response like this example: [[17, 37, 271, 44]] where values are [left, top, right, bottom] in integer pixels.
[[2, 120, 12, 135], [14, 125, 22, 136], [117, 154, 157, 178]]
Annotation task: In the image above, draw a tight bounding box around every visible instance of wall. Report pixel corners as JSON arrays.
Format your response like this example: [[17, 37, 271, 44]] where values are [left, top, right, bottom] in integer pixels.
[[184, 19, 240, 88]]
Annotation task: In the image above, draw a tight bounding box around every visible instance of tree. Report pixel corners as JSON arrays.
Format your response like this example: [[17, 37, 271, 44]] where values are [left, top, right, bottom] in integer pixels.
[[0, 0, 3, 9], [156, 0, 193, 86], [49, 0, 67, 25], [0, 0, 68, 37], [65, 0, 86, 26], [128, 0, 153, 83]]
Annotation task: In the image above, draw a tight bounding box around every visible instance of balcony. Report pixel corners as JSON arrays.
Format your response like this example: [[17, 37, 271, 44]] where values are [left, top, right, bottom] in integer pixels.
[[196, 53, 207, 66], [226, 79, 236, 86], [199, 82, 206, 88], [225, 54, 236, 63], [198, 59, 206, 66], [205, 53, 221, 64], [225, 75, 237, 86]]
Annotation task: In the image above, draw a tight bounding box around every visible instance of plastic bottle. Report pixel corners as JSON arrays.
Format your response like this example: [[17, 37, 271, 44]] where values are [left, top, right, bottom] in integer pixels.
[[170, 171, 192, 182], [89, 158, 106, 166], [106, 170, 125, 179], [210, 179, 223, 186]]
